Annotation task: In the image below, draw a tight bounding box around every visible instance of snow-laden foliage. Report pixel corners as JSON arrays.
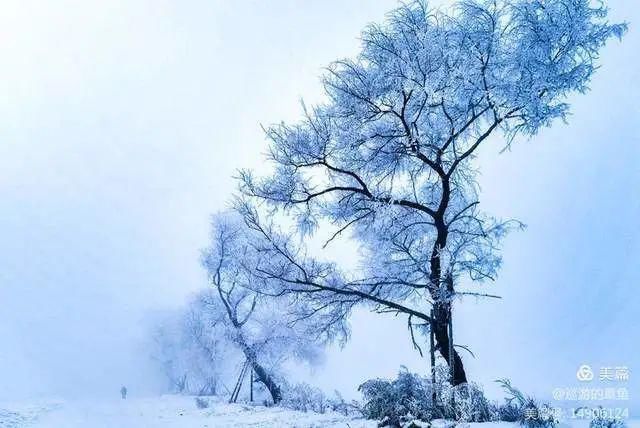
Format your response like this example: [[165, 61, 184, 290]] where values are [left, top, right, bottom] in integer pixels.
[[359, 368, 438, 426], [218, 203, 357, 344], [493, 401, 521, 423], [281, 383, 328, 413], [358, 366, 494, 426], [496, 378, 558, 427], [590, 411, 627, 428], [358, 369, 563, 427], [201, 211, 326, 363], [279, 382, 360, 416], [240, 0, 625, 384], [449, 382, 493, 422]]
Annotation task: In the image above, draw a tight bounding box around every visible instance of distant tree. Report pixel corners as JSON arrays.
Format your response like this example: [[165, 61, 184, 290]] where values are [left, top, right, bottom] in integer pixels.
[[183, 294, 238, 396], [151, 312, 191, 393], [240, 0, 625, 385], [151, 299, 236, 396], [200, 211, 324, 404]]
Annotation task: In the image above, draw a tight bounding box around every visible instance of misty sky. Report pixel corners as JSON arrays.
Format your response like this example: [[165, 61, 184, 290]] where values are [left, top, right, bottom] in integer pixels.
[[0, 0, 638, 412]]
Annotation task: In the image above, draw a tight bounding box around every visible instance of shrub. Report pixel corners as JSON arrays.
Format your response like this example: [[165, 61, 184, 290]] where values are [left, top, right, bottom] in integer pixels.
[[589, 409, 627, 428], [495, 379, 557, 428], [280, 382, 361, 416], [359, 366, 499, 426], [281, 382, 319, 412], [358, 370, 557, 427], [359, 366, 468, 426], [492, 402, 521, 422], [450, 382, 492, 422], [194, 397, 210, 409], [328, 390, 361, 417], [359, 368, 438, 426]]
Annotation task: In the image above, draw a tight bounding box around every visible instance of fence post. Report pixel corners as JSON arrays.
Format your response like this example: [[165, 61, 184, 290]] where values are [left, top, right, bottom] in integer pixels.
[[250, 368, 254, 402], [448, 309, 455, 410], [429, 308, 437, 406]]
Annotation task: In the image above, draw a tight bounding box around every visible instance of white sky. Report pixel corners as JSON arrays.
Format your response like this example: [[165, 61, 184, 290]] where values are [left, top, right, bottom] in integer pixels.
[[0, 0, 637, 412]]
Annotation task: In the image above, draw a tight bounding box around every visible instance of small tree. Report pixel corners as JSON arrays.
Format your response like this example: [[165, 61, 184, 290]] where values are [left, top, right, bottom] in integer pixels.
[[240, 0, 625, 384], [201, 211, 324, 404], [151, 303, 236, 395]]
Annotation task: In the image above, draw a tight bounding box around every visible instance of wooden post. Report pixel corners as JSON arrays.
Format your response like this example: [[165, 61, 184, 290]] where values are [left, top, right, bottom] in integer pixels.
[[250, 368, 254, 402], [429, 308, 436, 406], [448, 308, 455, 409], [230, 359, 249, 403], [448, 314, 454, 381]]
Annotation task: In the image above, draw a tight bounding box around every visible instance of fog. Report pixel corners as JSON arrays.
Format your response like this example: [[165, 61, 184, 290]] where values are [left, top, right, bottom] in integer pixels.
[[0, 0, 637, 412]]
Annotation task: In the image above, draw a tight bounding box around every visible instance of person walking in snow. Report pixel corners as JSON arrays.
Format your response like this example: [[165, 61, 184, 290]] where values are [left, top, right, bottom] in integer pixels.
[[120, 385, 127, 399]]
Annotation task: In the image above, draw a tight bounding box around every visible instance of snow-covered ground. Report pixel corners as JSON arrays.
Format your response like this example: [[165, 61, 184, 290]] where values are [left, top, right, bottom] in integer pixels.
[[1, 396, 637, 428], [0, 395, 375, 428]]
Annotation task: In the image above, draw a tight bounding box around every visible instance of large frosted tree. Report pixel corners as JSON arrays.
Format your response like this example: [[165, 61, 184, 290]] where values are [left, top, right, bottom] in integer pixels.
[[240, 0, 625, 385]]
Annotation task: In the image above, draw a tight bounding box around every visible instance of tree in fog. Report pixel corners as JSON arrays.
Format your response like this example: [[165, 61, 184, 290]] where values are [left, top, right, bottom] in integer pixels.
[[151, 300, 237, 395], [240, 0, 625, 384], [200, 211, 324, 403]]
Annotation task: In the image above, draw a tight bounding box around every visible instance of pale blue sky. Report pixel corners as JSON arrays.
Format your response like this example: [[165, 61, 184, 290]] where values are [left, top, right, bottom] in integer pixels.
[[0, 0, 637, 414]]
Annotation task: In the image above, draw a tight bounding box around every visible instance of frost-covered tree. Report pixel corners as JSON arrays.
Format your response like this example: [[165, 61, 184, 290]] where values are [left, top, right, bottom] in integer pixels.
[[240, 0, 625, 384], [151, 299, 237, 395], [201, 211, 324, 403]]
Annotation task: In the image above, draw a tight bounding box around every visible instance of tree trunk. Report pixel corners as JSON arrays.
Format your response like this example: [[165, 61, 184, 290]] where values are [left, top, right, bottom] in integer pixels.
[[238, 341, 282, 404], [429, 308, 437, 404], [429, 209, 468, 386], [250, 359, 282, 404], [432, 304, 467, 386]]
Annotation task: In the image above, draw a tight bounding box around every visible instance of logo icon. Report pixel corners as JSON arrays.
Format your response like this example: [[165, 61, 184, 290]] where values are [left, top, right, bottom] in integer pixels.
[[577, 364, 594, 382]]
